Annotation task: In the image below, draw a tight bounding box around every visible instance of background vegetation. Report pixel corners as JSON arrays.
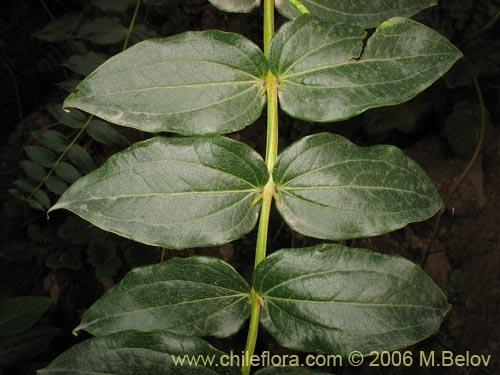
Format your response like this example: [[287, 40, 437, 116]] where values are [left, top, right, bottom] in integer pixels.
[[1, 0, 499, 374]]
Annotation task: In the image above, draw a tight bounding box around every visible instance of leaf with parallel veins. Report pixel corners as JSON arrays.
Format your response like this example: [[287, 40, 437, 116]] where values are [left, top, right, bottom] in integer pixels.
[[270, 15, 462, 123], [273, 133, 443, 240], [254, 244, 450, 355], [50, 136, 268, 249], [64, 31, 268, 135], [75, 256, 251, 338]]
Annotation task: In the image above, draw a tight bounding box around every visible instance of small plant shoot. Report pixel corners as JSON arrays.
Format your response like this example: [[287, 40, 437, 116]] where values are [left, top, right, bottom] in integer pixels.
[[41, 0, 462, 374]]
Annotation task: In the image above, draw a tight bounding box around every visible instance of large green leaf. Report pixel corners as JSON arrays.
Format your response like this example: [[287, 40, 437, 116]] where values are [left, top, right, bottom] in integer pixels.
[[38, 330, 239, 375], [253, 244, 450, 355], [273, 133, 442, 240], [0, 297, 52, 336], [75, 256, 250, 337], [209, 0, 260, 13], [275, 0, 436, 28], [64, 31, 268, 135], [270, 15, 462, 123], [50, 136, 268, 249]]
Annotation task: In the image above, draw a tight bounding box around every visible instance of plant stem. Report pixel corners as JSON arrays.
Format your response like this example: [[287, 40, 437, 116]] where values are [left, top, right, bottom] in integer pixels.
[[242, 2, 278, 374], [123, 0, 142, 50], [287, 0, 310, 14], [28, 1, 142, 207], [263, 0, 274, 59], [28, 115, 93, 202]]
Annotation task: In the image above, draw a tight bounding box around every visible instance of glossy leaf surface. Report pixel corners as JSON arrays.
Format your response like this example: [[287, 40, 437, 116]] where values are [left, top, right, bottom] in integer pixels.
[[0, 297, 52, 336], [275, 0, 436, 28], [75, 256, 251, 337], [209, 0, 260, 13], [39, 330, 239, 375], [270, 15, 462, 123], [254, 244, 450, 355], [64, 31, 268, 135], [51, 136, 268, 249], [274, 133, 442, 240]]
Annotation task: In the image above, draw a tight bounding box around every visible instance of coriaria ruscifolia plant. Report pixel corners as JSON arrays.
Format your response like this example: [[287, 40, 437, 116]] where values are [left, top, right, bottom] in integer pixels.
[[40, 1, 462, 374]]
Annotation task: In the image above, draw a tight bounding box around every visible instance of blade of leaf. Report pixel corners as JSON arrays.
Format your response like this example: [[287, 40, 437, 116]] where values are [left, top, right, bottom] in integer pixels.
[[253, 244, 450, 355], [86, 119, 128, 147], [275, 0, 436, 28], [76, 256, 251, 337], [273, 133, 443, 240], [50, 136, 268, 249], [270, 15, 462, 123], [0, 325, 60, 366], [77, 17, 128, 45], [24, 146, 57, 168], [209, 0, 260, 13], [38, 330, 240, 375], [64, 31, 268, 135], [0, 297, 52, 336]]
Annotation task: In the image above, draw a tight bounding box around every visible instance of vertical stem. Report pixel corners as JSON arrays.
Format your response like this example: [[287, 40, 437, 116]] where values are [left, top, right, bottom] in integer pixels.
[[242, 2, 278, 374], [263, 0, 274, 59]]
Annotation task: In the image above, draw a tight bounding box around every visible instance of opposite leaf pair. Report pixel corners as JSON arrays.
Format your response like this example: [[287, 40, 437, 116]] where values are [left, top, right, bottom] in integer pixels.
[[63, 15, 462, 136], [50, 133, 443, 249], [40, 244, 448, 374]]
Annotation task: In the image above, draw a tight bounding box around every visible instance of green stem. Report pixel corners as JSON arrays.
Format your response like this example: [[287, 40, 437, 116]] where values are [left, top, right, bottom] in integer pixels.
[[123, 0, 142, 50], [242, 2, 278, 374], [286, 0, 310, 14], [28, 115, 93, 202], [27, 0, 142, 206], [263, 0, 274, 59]]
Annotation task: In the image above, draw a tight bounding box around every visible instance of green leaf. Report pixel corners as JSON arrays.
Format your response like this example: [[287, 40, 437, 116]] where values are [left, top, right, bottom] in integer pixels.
[[254, 368, 329, 375], [273, 133, 442, 240], [90, 0, 136, 12], [0, 325, 60, 366], [86, 119, 128, 147], [50, 136, 268, 249], [208, 0, 260, 13], [45, 175, 68, 195], [442, 101, 494, 159], [65, 52, 109, 76], [31, 130, 68, 152], [270, 15, 462, 123], [86, 239, 122, 279], [64, 31, 268, 135], [77, 17, 128, 45], [34, 190, 51, 209], [13, 179, 37, 193], [32, 14, 80, 42], [68, 145, 96, 173], [56, 79, 81, 92], [253, 244, 450, 355], [275, 0, 436, 28], [130, 24, 159, 44], [76, 256, 250, 337], [47, 104, 87, 129], [55, 162, 81, 183], [20, 161, 46, 182], [24, 146, 57, 168], [0, 297, 52, 336], [38, 330, 240, 375]]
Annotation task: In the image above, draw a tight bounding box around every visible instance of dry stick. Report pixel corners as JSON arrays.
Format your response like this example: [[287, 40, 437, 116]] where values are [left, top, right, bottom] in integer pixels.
[[28, 0, 142, 205], [423, 78, 486, 266]]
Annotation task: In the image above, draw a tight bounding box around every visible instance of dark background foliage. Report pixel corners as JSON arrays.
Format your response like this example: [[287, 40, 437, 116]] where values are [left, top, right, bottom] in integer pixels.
[[0, 0, 499, 374]]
